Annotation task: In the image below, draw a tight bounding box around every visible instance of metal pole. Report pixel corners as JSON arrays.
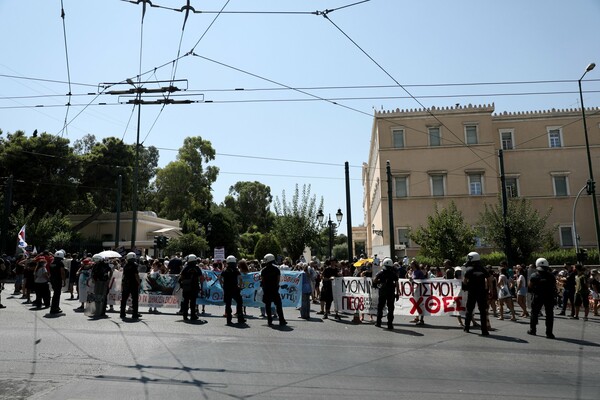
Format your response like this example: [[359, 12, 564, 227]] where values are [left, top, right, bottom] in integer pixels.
[[345, 162, 353, 261], [573, 185, 588, 255], [130, 97, 141, 251], [498, 149, 512, 266], [328, 216, 333, 259], [578, 72, 600, 255], [1, 175, 13, 254], [115, 174, 122, 249], [386, 161, 395, 259]]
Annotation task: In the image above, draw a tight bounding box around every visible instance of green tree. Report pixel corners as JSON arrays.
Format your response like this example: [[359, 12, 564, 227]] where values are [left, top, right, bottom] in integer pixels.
[[478, 197, 555, 264], [254, 233, 282, 260], [206, 205, 240, 258], [409, 202, 476, 266], [223, 181, 274, 233], [154, 136, 218, 220], [273, 184, 323, 262], [164, 233, 208, 257], [239, 231, 263, 259], [0, 130, 79, 217]]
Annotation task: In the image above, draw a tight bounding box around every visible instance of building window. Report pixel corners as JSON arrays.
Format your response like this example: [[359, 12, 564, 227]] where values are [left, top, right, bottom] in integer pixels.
[[428, 127, 441, 147], [465, 124, 478, 145], [500, 130, 514, 150], [430, 174, 445, 196], [505, 177, 519, 198], [395, 176, 408, 198], [392, 128, 405, 148], [397, 228, 410, 247], [468, 174, 483, 195], [553, 175, 569, 196], [548, 127, 562, 148], [559, 226, 574, 247]]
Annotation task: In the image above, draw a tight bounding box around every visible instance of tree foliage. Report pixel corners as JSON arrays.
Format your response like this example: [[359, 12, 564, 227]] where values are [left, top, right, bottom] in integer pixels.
[[478, 197, 555, 264], [164, 233, 208, 257], [409, 201, 476, 266], [254, 233, 282, 261], [153, 136, 218, 220], [223, 181, 273, 233], [272, 184, 323, 262]]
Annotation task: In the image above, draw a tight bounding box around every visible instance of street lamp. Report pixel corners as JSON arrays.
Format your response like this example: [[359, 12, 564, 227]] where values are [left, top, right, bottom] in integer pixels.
[[578, 62, 600, 257], [317, 208, 343, 259]]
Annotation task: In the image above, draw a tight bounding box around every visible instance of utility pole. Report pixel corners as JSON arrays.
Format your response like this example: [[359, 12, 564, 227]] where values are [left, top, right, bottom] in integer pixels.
[[498, 150, 512, 266], [386, 161, 396, 259], [1, 175, 13, 254], [102, 79, 192, 250], [345, 162, 353, 261]]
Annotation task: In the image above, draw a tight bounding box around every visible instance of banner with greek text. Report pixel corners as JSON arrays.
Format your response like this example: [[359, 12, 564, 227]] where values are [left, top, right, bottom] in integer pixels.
[[333, 277, 466, 316], [106, 270, 302, 309]]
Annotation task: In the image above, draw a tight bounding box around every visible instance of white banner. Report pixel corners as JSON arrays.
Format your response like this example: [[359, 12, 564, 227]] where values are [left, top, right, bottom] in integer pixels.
[[333, 277, 467, 316]]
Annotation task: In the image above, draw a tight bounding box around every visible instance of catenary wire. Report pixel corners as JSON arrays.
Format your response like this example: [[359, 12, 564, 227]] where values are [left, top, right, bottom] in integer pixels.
[[59, 0, 73, 137]]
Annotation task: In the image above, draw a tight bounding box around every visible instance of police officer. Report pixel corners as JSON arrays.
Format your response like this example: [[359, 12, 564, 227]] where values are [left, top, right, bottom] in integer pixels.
[[49, 250, 66, 314], [260, 253, 286, 326], [373, 257, 400, 330], [120, 252, 141, 320], [528, 257, 556, 339], [179, 254, 201, 321], [91, 254, 112, 318], [220, 255, 245, 325], [463, 251, 489, 336]]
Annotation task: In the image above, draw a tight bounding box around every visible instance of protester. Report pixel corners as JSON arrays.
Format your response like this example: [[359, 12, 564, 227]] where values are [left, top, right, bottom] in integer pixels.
[[409, 260, 426, 326], [75, 257, 93, 311], [515, 265, 529, 318], [558, 263, 576, 317], [49, 250, 66, 315], [33, 260, 50, 309], [299, 264, 312, 320], [0, 259, 7, 308], [573, 264, 590, 321], [91, 254, 112, 318], [497, 265, 517, 321], [590, 270, 600, 317]]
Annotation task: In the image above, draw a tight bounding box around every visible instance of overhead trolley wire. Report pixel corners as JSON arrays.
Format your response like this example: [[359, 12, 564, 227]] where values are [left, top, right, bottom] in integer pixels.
[[58, 0, 73, 137]]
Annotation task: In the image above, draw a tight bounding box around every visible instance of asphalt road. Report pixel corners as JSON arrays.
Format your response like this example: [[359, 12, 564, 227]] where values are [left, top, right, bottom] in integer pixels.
[[1, 284, 599, 400]]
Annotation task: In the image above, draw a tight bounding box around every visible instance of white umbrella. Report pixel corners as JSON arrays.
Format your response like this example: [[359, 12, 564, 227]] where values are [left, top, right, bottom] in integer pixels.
[[97, 250, 123, 258]]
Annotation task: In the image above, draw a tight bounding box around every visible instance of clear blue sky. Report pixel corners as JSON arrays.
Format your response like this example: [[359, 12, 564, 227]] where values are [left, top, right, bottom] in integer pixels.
[[1, 0, 599, 234]]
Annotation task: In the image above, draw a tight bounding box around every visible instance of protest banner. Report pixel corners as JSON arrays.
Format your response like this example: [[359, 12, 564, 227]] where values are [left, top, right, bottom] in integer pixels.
[[106, 270, 303, 309], [334, 277, 466, 316]]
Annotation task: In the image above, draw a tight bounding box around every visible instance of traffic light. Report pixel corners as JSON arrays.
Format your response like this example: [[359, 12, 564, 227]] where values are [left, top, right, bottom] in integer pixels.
[[163, 236, 169, 248], [154, 236, 159, 248], [586, 180, 595, 195]]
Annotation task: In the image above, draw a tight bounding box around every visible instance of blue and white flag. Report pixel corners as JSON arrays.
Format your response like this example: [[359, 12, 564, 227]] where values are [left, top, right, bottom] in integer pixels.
[[17, 225, 27, 248]]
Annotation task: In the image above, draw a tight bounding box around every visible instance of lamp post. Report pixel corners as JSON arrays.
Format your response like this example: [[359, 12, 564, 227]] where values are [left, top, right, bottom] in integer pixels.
[[578, 62, 600, 256], [317, 208, 343, 259]]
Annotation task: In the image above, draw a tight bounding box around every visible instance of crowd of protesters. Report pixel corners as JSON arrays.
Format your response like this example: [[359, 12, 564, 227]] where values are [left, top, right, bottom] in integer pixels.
[[1, 250, 599, 337]]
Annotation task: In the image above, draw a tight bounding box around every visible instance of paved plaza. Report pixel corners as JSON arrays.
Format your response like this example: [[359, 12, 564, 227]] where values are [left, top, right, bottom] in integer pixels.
[[1, 284, 599, 400]]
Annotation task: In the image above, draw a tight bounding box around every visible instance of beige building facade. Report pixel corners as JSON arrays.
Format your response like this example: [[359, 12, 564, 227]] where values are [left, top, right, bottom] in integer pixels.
[[68, 211, 181, 253], [363, 104, 600, 260]]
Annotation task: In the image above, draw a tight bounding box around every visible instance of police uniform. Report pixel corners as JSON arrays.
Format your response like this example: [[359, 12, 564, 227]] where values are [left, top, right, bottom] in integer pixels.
[[528, 258, 556, 338], [120, 254, 141, 319], [260, 255, 286, 326], [373, 259, 399, 330], [463, 252, 489, 336], [179, 257, 201, 321], [221, 257, 245, 324]]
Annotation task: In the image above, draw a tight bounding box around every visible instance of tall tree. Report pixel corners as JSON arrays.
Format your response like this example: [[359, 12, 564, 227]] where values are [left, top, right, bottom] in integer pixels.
[[224, 181, 273, 233], [273, 184, 323, 262], [154, 136, 218, 220], [478, 197, 554, 264], [0, 130, 78, 217], [409, 201, 476, 266]]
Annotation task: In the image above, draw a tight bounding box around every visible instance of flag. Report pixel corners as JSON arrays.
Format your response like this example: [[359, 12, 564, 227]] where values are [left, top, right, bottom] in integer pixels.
[[17, 225, 28, 248]]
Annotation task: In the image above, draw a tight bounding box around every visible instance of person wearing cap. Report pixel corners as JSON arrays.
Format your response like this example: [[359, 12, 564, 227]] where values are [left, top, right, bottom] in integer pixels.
[[462, 252, 490, 336], [528, 257, 557, 338], [372, 257, 400, 330], [49, 250, 66, 314], [573, 264, 590, 321], [318, 258, 341, 320], [220, 255, 245, 325], [260, 253, 287, 326], [120, 252, 141, 320]]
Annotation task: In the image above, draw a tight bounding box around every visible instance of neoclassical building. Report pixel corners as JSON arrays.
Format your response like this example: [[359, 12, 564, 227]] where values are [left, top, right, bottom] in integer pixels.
[[363, 104, 600, 259]]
